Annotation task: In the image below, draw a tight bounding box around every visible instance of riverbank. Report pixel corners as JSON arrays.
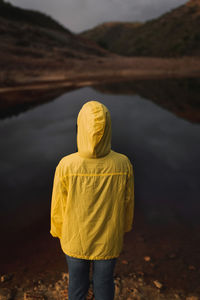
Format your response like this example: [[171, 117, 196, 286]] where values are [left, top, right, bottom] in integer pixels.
[[1, 214, 199, 299], [1, 55, 200, 122], [1, 56, 200, 92], [1, 271, 198, 300]]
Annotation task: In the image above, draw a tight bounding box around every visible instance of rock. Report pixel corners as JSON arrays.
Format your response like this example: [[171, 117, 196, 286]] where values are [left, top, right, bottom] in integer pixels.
[[137, 271, 144, 276], [55, 282, 61, 291], [138, 278, 143, 283], [121, 260, 128, 265], [0, 274, 13, 283], [62, 272, 69, 281], [153, 280, 163, 289], [131, 288, 139, 294], [144, 256, 151, 262]]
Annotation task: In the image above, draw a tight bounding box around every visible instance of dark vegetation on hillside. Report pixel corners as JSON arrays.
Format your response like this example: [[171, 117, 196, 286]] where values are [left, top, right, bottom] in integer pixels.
[[0, 0, 71, 34], [79, 0, 200, 57], [0, 0, 109, 68]]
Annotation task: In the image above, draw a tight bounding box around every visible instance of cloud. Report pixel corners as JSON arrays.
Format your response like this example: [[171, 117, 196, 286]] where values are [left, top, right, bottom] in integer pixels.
[[8, 0, 187, 33]]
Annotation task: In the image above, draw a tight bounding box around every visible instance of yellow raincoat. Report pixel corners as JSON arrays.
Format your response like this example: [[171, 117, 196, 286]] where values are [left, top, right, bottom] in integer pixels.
[[50, 100, 134, 260]]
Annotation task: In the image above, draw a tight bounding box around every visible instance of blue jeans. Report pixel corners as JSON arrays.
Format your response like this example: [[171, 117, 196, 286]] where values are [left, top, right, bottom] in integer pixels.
[[65, 254, 117, 300]]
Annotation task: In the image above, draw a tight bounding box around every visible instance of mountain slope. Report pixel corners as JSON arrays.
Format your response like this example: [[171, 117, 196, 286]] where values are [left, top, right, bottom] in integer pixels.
[[79, 21, 142, 50], [79, 0, 200, 57], [0, 0, 110, 74], [0, 0, 71, 34]]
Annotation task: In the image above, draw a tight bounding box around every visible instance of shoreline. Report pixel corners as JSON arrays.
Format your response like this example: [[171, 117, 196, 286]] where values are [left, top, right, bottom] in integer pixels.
[[0, 69, 200, 94], [1, 214, 200, 299], [1, 270, 198, 300], [1, 56, 200, 93]]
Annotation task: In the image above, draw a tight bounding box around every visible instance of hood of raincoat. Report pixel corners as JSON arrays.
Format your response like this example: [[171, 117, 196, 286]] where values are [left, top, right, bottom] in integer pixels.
[[77, 101, 111, 158]]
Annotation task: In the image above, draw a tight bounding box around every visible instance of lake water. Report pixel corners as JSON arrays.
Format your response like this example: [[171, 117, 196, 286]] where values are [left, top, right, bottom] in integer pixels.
[[0, 78, 200, 256]]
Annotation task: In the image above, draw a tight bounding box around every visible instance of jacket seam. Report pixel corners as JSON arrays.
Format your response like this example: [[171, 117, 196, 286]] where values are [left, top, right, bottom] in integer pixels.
[[59, 172, 128, 180]]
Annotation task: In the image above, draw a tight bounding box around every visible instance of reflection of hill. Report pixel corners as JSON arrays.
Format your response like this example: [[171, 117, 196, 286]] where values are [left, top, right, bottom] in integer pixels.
[[80, 0, 200, 57], [0, 87, 72, 119], [93, 78, 200, 123]]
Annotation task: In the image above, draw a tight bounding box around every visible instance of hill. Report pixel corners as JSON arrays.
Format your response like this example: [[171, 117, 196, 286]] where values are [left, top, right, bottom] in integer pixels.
[[0, 0, 71, 34], [79, 0, 200, 57], [0, 0, 200, 89], [0, 0, 110, 85]]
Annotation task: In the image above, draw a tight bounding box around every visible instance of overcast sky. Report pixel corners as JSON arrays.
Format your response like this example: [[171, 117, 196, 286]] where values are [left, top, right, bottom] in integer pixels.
[[8, 0, 187, 33]]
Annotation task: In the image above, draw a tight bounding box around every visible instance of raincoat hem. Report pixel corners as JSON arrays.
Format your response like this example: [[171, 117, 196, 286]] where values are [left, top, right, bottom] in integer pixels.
[[50, 230, 60, 238], [62, 249, 120, 260]]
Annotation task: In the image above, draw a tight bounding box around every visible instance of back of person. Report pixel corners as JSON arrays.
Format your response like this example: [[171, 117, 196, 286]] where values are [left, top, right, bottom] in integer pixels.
[[50, 100, 134, 299]]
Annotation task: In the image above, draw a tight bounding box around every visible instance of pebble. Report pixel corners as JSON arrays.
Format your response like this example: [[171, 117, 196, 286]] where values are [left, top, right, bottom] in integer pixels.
[[121, 260, 128, 265], [144, 256, 151, 262], [62, 272, 69, 280], [0, 274, 13, 283], [137, 271, 144, 276], [131, 288, 139, 294], [153, 280, 163, 289]]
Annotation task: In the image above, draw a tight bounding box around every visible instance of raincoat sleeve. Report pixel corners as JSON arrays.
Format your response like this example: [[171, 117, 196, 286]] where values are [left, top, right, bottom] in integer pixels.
[[124, 160, 134, 233], [50, 165, 68, 239]]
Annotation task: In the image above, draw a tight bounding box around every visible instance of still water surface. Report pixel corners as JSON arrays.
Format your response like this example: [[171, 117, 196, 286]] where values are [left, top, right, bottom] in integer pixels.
[[0, 82, 200, 240]]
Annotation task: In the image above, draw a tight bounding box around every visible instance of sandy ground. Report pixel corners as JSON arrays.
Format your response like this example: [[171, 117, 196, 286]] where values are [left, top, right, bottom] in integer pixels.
[[0, 213, 200, 299]]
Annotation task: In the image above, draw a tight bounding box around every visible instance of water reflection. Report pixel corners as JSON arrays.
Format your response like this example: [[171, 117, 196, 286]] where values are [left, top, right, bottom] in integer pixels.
[[1, 77, 200, 123], [0, 82, 200, 242], [94, 77, 200, 123]]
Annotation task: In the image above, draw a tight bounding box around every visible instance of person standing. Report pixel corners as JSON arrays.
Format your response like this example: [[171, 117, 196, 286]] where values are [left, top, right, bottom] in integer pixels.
[[50, 100, 134, 300]]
